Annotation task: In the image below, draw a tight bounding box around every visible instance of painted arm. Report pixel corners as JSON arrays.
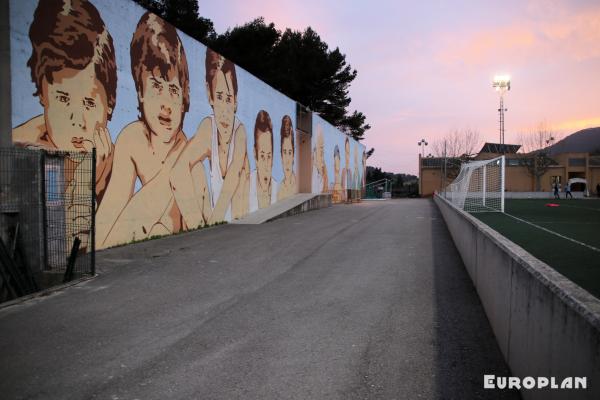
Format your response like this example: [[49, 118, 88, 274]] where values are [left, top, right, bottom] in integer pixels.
[[208, 125, 247, 224], [91, 127, 114, 204], [104, 134, 187, 247], [231, 154, 250, 219], [322, 165, 329, 193], [170, 119, 211, 229], [95, 129, 137, 248]]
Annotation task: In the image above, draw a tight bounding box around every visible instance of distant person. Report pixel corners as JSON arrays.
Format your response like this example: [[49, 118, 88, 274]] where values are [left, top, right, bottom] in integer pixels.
[[553, 182, 559, 199], [565, 182, 573, 199], [597, 183, 600, 198]]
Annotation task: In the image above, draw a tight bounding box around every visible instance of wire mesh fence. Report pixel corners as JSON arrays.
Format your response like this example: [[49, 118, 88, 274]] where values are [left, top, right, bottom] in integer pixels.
[[0, 147, 95, 303]]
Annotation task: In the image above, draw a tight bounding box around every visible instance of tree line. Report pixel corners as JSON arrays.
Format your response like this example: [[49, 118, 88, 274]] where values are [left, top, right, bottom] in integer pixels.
[[133, 0, 372, 148]]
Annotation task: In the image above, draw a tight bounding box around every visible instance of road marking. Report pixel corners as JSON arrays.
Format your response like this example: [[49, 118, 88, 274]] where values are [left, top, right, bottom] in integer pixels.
[[504, 212, 600, 253]]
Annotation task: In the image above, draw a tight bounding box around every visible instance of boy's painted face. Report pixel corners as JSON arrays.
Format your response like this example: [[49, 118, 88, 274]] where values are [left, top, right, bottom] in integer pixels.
[[281, 135, 294, 178], [209, 70, 236, 141], [140, 67, 183, 142], [255, 129, 273, 189], [40, 63, 109, 151]]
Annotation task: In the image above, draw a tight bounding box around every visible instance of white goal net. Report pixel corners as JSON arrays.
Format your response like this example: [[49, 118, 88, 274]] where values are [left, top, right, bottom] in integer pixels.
[[442, 156, 505, 212]]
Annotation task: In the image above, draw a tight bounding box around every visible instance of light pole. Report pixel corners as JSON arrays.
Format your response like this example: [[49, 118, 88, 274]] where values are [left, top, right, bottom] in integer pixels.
[[418, 139, 428, 158], [492, 75, 511, 145]]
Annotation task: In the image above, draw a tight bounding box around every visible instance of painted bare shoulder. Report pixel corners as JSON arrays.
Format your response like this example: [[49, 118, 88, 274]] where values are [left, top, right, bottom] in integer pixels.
[[12, 115, 48, 147]]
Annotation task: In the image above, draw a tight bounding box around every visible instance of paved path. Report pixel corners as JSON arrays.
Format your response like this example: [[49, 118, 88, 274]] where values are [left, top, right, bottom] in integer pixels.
[[0, 199, 520, 399]]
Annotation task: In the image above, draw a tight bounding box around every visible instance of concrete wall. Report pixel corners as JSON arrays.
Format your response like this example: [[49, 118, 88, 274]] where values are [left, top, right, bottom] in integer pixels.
[[435, 194, 600, 399], [312, 114, 366, 203], [7, 0, 365, 249]]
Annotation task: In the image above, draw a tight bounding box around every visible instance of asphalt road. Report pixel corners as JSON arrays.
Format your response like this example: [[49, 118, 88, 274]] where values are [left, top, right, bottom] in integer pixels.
[[0, 199, 520, 399]]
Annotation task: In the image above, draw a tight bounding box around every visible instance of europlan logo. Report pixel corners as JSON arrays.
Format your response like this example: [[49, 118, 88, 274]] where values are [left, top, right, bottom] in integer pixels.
[[484, 375, 587, 390]]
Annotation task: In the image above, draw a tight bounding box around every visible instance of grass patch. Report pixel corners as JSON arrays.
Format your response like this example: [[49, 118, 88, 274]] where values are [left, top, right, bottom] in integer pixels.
[[473, 199, 600, 299]]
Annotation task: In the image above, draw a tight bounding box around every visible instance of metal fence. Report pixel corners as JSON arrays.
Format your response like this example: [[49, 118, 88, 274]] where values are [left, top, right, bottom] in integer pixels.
[[0, 147, 95, 303]]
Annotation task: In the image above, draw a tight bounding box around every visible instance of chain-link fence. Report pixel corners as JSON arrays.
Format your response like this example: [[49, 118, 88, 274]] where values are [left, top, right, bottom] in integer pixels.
[[0, 147, 95, 303]]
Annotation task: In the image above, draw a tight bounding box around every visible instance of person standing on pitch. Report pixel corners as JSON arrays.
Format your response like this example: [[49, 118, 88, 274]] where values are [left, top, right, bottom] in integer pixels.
[[553, 182, 559, 199], [565, 182, 573, 199], [596, 183, 600, 198]]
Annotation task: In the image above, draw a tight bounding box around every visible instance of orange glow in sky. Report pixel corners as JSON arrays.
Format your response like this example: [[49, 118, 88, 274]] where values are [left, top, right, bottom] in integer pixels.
[[201, 0, 600, 174]]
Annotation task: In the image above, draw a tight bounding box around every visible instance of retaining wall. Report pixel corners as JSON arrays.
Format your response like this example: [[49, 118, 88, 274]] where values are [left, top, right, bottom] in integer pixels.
[[268, 194, 332, 222], [434, 194, 600, 400]]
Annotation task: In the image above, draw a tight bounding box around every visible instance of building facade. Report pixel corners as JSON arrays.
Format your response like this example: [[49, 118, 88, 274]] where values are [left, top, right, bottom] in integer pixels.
[[419, 143, 600, 197]]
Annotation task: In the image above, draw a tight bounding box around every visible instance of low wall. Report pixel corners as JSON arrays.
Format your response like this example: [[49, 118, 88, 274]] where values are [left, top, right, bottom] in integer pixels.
[[434, 194, 600, 400], [268, 194, 332, 222]]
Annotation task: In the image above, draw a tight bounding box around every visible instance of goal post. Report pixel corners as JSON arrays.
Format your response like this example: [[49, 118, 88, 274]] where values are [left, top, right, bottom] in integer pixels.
[[442, 156, 505, 213]]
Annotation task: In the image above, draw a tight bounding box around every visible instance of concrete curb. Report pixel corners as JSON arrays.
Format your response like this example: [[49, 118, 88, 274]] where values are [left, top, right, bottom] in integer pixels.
[[434, 194, 600, 400], [0, 274, 96, 311]]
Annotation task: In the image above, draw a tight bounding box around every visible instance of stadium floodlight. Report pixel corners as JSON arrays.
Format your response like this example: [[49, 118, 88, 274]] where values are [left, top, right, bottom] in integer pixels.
[[418, 138, 428, 157], [492, 75, 511, 145], [442, 155, 505, 213]]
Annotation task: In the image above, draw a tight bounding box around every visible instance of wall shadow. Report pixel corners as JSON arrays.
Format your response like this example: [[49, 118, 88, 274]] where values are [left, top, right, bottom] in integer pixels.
[[428, 200, 521, 399]]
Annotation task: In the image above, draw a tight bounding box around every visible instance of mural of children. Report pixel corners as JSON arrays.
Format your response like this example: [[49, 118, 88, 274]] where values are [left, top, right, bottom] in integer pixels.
[[249, 111, 278, 211], [362, 150, 367, 188], [12, 0, 117, 203], [277, 115, 297, 201], [353, 144, 361, 190], [312, 126, 329, 193], [331, 145, 343, 202], [170, 48, 249, 226], [341, 137, 352, 200], [96, 12, 189, 248]]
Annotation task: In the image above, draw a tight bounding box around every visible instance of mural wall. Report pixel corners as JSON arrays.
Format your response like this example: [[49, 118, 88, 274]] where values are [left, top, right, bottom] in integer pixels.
[[9, 0, 365, 249], [312, 115, 366, 202]]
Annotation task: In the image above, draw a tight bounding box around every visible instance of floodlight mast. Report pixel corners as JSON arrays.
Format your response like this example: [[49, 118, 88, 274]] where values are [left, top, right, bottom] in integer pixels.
[[492, 75, 511, 145], [418, 138, 428, 157]]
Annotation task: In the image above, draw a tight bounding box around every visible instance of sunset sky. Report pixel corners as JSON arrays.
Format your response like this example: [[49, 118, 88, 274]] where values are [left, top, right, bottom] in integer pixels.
[[201, 0, 600, 174]]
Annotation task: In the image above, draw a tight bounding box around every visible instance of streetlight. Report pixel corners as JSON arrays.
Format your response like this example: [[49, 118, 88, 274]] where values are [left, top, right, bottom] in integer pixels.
[[492, 75, 511, 145], [418, 138, 428, 157]]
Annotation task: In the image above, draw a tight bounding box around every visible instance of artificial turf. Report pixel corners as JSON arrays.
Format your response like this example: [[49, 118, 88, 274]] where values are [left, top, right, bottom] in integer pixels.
[[472, 199, 600, 299]]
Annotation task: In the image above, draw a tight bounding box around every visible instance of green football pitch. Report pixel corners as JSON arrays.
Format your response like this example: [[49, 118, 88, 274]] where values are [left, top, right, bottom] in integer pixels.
[[472, 199, 600, 299]]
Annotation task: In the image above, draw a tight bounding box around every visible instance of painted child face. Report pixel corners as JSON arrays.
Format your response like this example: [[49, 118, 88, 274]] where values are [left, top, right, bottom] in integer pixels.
[[140, 67, 183, 142], [281, 135, 294, 177], [40, 63, 110, 151], [209, 70, 236, 140], [255, 129, 273, 188]]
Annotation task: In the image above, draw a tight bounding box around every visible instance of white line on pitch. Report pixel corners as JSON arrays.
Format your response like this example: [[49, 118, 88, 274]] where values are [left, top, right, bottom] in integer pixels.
[[504, 213, 600, 253]]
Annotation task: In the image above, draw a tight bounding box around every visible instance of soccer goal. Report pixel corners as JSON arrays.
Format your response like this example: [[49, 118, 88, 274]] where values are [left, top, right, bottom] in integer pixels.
[[443, 155, 505, 212]]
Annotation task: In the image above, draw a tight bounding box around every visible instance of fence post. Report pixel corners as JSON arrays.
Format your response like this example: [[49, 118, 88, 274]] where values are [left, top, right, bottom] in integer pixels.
[[91, 148, 96, 276], [40, 150, 48, 270]]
